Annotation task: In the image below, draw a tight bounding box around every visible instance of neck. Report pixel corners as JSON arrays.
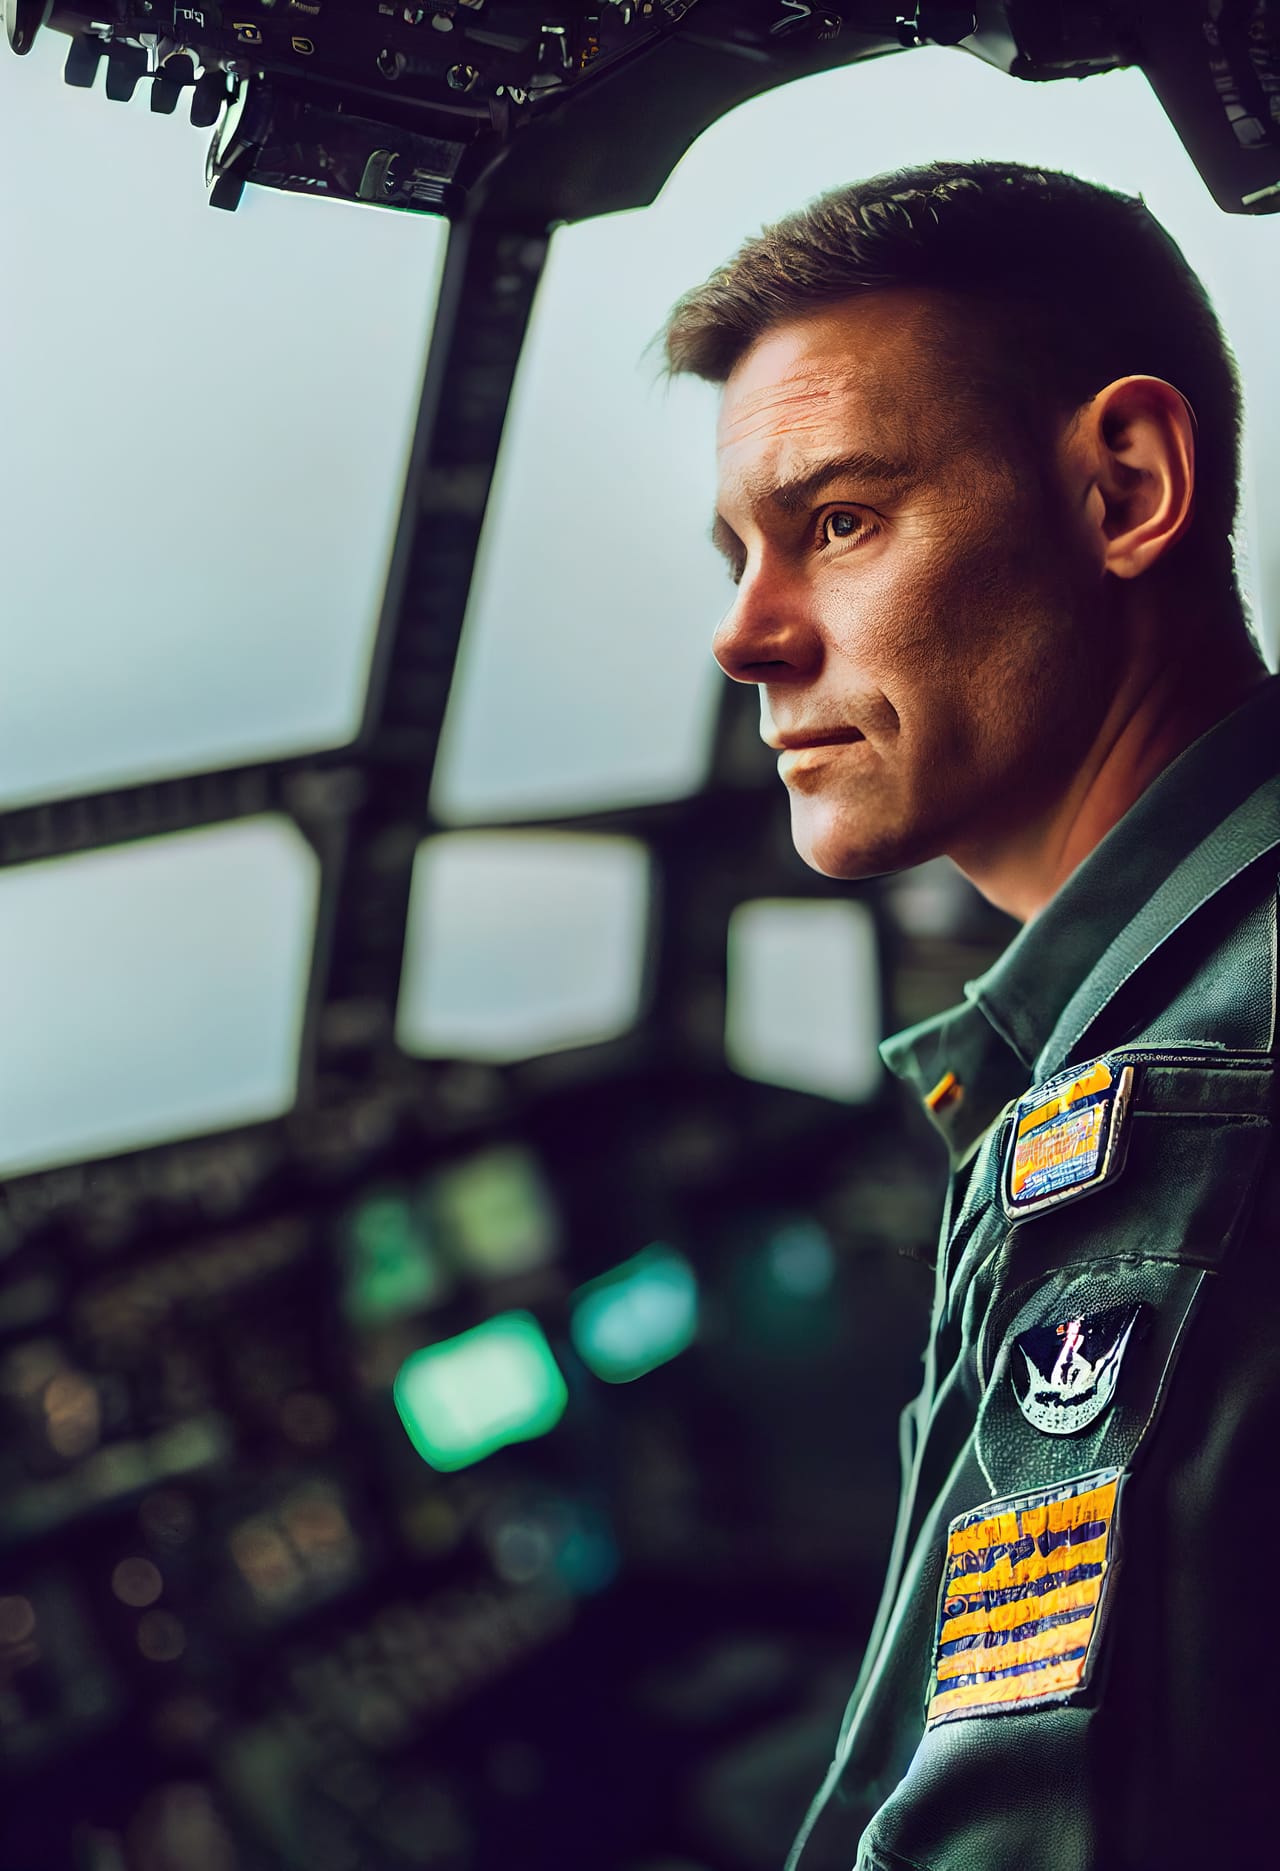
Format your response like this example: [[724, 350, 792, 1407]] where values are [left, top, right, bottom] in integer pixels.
[[951, 621, 1271, 924]]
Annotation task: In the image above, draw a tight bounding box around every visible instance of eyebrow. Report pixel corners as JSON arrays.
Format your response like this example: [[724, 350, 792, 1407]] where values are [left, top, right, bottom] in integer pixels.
[[709, 447, 914, 566]]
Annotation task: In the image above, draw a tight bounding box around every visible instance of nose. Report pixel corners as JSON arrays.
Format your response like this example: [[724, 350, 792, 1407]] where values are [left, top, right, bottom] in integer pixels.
[[711, 566, 819, 686]]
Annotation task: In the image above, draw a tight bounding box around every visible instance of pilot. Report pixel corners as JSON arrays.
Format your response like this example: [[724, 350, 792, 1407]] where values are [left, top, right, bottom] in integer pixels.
[[655, 161, 1280, 1868]]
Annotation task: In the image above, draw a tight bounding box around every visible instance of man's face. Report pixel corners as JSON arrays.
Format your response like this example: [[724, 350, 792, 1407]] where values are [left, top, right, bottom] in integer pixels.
[[711, 289, 1116, 882]]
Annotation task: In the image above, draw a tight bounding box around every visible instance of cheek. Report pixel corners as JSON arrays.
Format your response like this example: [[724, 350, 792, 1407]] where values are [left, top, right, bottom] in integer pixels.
[[825, 539, 995, 689]]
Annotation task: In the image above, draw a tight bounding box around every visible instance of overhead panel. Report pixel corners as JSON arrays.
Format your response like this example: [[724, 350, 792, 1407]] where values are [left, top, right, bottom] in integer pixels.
[[0, 816, 318, 1177], [0, 31, 448, 811], [395, 831, 650, 1064]]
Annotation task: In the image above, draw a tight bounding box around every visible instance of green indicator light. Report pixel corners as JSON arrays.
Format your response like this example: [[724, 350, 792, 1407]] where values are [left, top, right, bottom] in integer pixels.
[[766, 1221, 835, 1297], [393, 1312, 568, 1473], [731, 1220, 840, 1357], [431, 1146, 559, 1280], [342, 1192, 448, 1326], [569, 1245, 698, 1384]]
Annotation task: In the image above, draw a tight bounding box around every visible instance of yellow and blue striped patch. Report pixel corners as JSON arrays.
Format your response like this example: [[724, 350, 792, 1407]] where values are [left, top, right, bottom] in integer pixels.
[[926, 1469, 1121, 1727], [1002, 1055, 1134, 1218]]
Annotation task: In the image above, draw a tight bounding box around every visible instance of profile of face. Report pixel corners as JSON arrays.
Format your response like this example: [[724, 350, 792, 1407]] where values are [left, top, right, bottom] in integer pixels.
[[711, 289, 1123, 884]]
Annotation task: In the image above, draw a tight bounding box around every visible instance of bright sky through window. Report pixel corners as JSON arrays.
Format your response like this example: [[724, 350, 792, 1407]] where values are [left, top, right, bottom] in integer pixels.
[[396, 833, 650, 1063], [0, 35, 447, 810], [0, 817, 318, 1178], [726, 898, 881, 1103]]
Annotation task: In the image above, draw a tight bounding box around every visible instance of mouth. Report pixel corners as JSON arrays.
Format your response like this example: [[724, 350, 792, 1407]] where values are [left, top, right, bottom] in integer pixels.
[[764, 728, 865, 752]]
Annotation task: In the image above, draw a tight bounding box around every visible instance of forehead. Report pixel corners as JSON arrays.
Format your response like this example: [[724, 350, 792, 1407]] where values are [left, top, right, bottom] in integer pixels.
[[715, 290, 964, 498]]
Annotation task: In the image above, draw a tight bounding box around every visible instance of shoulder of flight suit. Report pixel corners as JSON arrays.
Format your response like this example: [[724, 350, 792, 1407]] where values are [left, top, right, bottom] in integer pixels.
[[853, 854, 1280, 1871]]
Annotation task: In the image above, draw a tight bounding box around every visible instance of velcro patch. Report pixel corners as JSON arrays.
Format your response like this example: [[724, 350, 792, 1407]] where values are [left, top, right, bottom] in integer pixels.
[[926, 1469, 1121, 1727], [1001, 1055, 1134, 1219]]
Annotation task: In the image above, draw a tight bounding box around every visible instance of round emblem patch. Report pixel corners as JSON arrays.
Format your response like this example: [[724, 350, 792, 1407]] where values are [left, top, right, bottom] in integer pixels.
[[1010, 1302, 1143, 1436]]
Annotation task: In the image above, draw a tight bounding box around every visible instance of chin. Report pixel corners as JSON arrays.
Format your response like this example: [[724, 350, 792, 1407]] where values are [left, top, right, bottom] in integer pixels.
[[788, 794, 925, 882]]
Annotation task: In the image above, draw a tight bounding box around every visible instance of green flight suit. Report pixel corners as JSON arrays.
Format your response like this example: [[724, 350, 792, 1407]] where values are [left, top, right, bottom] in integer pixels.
[[788, 673, 1280, 1871]]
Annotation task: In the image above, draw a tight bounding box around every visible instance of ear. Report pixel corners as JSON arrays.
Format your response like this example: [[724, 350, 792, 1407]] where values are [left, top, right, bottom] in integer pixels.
[[1078, 375, 1197, 580]]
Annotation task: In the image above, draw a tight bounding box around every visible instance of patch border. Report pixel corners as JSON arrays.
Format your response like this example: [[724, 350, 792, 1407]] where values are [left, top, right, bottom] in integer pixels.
[[925, 1466, 1124, 1729], [1000, 1056, 1135, 1221]]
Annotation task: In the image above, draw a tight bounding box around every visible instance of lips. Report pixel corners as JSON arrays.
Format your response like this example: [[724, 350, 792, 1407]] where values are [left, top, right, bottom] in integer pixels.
[[766, 728, 864, 751]]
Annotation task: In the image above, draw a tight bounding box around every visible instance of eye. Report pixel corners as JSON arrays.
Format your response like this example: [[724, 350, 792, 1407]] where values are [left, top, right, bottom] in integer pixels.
[[816, 508, 878, 553], [723, 508, 878, 587]]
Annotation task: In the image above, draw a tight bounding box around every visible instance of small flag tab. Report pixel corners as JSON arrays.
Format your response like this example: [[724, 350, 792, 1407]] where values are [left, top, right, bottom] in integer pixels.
[[925, 1069, 963, 1114]]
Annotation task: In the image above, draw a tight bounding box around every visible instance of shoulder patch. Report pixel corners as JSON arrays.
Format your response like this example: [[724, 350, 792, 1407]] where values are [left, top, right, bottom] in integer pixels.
[[927, 1468, 1122, 1727], [1001, 1054, 1135, 1220], [1011, 1303, 1143, 1436]]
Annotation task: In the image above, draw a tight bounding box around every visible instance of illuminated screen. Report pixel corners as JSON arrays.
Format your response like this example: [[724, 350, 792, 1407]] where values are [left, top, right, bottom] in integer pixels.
[[569, 1245, 699, 1384], [393, 1313, 568, 1472]]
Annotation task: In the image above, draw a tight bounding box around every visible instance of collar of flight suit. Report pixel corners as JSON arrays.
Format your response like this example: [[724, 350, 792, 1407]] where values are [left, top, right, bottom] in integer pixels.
[[879, 671, 1280, 1167]]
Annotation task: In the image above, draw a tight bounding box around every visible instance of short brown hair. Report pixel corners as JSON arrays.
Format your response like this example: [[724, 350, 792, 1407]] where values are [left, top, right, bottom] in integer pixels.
[[651, 160, 1244, 592]]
